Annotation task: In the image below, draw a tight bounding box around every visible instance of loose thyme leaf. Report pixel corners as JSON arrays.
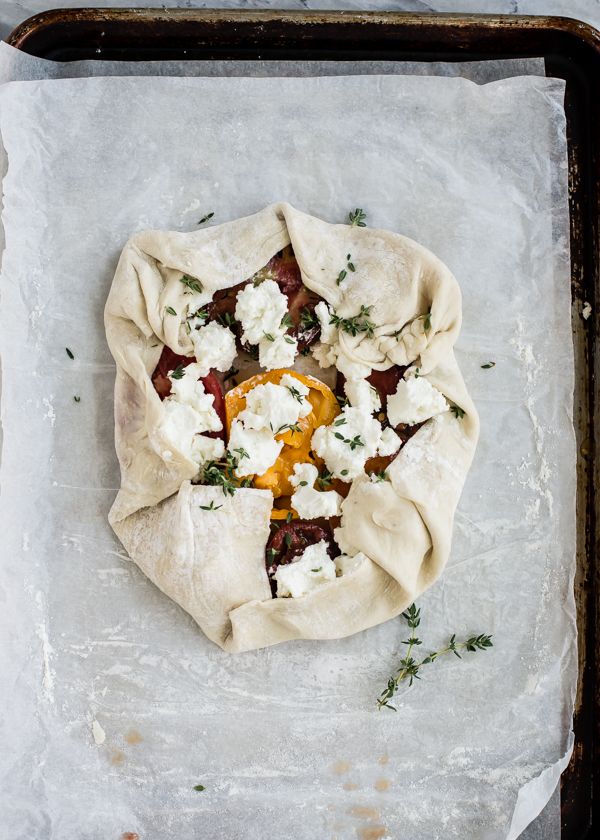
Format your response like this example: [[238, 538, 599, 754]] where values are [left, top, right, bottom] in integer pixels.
[[165, 306, 177, 316], [333, 417, 347, 427], [233, 447, 249, 459], [423, 310, 432, 333], [286, 511, 293, 523], [199, 500, 223, 511], [65, 347, 74, 360], [218, 312, 236, 328], [451, 405, 466, 419], [336, 269, 347, 286], [311, 567, 323, 573], [170, 365, 186, 380], [198, 212, 214, 225], [280, 313, 294, 330], [284, 533, 293, 549], [481, 361, 496, 369], [180, 274, 203, 294], [286, 385, 304, 404], [348, 208, 367, 227], [264, 332, 275, 342], [73, 395, 81, 403], [193, 785, 206, 792], [316, 469, 333, 489], [284, 336, 295, 344]]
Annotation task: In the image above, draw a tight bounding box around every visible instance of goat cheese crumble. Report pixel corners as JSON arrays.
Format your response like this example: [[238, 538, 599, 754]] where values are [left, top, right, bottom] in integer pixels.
[[274, 540, 337, 598], [290, 462, 343, 520], [387, 376, 448, 426], [191, 321, 237, 377], [344, 377, 381, 414], [238, 374, 311, 433], [311, 405, 382, 480], [377, 426, 401, 457], [235, 279, 288, 345], [258, 332, 298, 371], [227, 419, 283, 477]]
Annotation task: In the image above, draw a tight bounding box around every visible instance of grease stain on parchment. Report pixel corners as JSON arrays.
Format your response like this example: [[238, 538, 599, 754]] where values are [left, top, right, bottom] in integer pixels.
[[332, 760, 351, 775], [124, 728, 143, 745], [374, 778, 390, 792]]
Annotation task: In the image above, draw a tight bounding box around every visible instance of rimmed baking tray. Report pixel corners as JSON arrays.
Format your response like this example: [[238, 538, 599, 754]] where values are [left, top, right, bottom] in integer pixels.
[[5, 9, 598, 838]]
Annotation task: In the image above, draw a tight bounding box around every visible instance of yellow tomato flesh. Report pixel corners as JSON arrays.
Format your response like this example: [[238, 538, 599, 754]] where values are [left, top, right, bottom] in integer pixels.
[[224, 369, 340, 514]]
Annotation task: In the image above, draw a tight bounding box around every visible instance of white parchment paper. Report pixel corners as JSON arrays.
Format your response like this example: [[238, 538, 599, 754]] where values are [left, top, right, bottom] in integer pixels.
[[0, 73, 576, 839]]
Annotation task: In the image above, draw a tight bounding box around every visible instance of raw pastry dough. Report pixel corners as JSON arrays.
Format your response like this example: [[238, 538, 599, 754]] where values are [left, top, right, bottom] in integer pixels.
[[105, 203, 478, 652]]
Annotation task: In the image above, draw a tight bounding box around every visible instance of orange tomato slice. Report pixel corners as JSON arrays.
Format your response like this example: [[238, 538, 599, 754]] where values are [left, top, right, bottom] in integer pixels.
[[224, 368, 340, 510]]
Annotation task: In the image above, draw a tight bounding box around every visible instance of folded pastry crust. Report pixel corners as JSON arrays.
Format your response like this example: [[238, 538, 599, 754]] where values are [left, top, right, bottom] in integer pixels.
[[105, 203, 478, 652]]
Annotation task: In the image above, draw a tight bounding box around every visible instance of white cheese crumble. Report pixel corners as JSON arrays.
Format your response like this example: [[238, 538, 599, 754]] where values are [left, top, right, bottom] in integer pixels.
[[311, 341, 338, 369], [335, 352, 372, 381], [290, 462, 342, 520], [311, 405, 383, 480], [344, 377, 381, 414], [315, 300, 338, 345], [191, 321, 237, 377], [160, 364, 224, 467], [227, 418, 283, 477], [274, 540, 337, 598], [387, 376, 448, 426], [238, 375, 311, 433], [235, 279, 289, 345], [258, 332, 298, 371], [168, 363, 222, 430], [377, 426, 401, 457]]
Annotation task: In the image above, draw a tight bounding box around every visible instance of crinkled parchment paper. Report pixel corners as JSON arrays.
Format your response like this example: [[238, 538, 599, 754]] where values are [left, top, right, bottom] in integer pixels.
[[0, 70, 575, 840]]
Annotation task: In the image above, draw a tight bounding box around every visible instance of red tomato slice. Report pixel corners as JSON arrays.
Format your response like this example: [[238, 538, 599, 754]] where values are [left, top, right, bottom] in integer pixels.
[[151, 346, 226, 440]]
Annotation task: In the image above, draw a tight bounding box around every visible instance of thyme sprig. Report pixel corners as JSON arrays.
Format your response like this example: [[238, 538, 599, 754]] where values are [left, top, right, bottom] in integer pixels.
[[197, 212, 214, 225], [451, 405, 466, 419], [180, 274, 203, 295], [300, 306, 318, 331], [170, 365, 186, 380], [286, 384, 304, 404], [218, 312, 236, 328], [316, 468, 333, 489], [334, 432, 364, 450], [377, 604, 493, 711], [202, 452, 251, 496], [348, 208, 367, 227], [330, 305, 376, 338]]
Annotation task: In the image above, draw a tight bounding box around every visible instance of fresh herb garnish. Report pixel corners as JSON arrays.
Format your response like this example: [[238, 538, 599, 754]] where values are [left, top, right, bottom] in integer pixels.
[[280, 313, 294, 330], [334, 432, 364, 450], [197, 212, 214, 225], [336, 253, 357, 286], [170, 365, 186, 380], [423, 310, 432, 333], [300, 307, 318, 330], [348, 208, 367, 227], [218, 312, 236, 328], [284, 336, 295, 344], [189, 305, 209, 323], [199, 500, 222, 511], [284, 533, 293, 549], [193, 785, 206, 792], [481, 361, 496, 369], [340, 469, 349, 476], [202, 451, 247, 497], [264, 332, 275, 342], [286, 385, 304, 404], [316, 469, 333, 489], [277, 422, 301, 434], [311, 567, 323, 573], [330, 305, 375, 338], [298, 480, 308, 487], [286, 511, 293, 523], [233, 447, 249, 460], [377, 604, 493, 711], [266, 547, 279, 563], [333, 417, 347, 427], [73, 395, 81, 403], [165, 306, 177, 316], [451, 405, 466, 419], [180, 274, 203, 295], [372, 470, 388, 482], [65, 347, 74, 360]]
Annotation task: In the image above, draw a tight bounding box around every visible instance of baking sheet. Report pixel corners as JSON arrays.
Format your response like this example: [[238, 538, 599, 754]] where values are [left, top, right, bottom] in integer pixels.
[[0, 72, 575, 839], [0, 39, 546, 83]]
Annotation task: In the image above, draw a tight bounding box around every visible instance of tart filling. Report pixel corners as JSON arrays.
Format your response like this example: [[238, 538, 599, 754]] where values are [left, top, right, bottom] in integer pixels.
[[149, 245, 446, 599]]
